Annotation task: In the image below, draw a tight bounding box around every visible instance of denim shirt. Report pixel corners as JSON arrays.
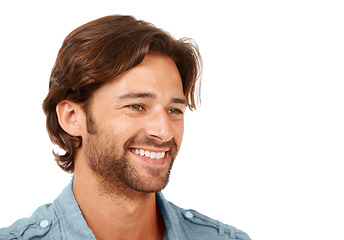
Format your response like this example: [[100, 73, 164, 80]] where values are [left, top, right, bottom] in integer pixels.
[[0, 179, 251, 240]]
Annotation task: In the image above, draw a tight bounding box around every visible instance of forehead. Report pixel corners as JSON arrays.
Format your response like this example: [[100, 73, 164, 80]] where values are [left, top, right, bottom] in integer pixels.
[[95, 55, 184, 100]]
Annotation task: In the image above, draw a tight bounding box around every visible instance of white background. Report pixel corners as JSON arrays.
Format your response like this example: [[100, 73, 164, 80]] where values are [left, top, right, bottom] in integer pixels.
[[0, 1, 343, 239]]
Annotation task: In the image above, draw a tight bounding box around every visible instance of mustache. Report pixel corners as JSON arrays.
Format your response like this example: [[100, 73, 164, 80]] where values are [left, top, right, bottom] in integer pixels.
[[124, 135, 177, 151]]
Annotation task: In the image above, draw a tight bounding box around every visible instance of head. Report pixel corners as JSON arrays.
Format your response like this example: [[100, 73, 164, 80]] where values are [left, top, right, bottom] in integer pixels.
[[42, 15, 202, 195]]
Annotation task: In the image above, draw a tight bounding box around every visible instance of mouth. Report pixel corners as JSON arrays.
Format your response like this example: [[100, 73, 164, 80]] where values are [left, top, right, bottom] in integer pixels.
[[129, 148, 167, 160]]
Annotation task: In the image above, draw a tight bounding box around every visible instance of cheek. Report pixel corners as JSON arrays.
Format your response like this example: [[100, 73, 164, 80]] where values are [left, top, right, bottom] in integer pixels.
[[108, 117, 144, 142], [172, 120, 184, 149]]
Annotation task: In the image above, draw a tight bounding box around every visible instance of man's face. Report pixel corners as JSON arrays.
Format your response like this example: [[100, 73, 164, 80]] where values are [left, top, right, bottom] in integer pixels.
[[82, 55, 186, 197]]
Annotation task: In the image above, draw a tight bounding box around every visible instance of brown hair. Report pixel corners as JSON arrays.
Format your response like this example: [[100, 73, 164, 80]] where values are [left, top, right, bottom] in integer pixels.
[[42, 15, 202, 173]]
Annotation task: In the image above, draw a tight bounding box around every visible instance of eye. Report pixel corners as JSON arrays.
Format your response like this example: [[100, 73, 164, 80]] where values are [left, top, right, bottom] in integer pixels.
[[168, 108, 184, 115], [127, 104, 144, 111]]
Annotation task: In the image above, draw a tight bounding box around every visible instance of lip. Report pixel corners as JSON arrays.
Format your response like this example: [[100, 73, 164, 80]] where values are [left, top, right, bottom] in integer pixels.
[[128, 148, 168, 166], [128, 146, 170, 153]]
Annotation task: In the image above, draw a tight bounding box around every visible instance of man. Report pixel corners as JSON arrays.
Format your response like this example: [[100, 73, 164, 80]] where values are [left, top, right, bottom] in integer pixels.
[[0, 15, 251, 240]]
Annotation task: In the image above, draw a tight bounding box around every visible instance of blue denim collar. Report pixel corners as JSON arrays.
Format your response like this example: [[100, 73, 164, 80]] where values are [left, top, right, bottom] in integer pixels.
[[53, 178, 188, 240], [157, 192, 188, 240], [53, 178, 97, 239]]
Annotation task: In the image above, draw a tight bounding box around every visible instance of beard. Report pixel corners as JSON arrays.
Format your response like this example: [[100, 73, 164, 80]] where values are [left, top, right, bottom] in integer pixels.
[[84, 121, 178, 200]]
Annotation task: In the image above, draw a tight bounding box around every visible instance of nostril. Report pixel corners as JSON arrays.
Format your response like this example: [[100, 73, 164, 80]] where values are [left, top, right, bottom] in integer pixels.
[[148, 132, 173, 143]]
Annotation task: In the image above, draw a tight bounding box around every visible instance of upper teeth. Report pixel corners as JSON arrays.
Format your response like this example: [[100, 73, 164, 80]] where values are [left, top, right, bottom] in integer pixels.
[[131, 149, 166, 160]]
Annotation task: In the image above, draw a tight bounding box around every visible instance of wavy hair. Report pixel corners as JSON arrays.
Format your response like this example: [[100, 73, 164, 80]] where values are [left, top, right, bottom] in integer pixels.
[[42, 15, 202, 173]]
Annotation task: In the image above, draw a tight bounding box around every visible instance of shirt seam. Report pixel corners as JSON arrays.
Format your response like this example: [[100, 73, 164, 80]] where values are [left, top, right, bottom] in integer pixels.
[[52, 201, 67, 240]]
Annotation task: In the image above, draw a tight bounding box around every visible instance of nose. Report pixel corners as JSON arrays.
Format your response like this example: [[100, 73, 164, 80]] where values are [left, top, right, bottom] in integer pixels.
[[145, 108, 174, 143]]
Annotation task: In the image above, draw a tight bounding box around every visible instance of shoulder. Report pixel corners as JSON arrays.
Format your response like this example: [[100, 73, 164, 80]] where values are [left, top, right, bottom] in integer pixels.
[[0, 203, 59, 240], [169, 202, 251, 240]]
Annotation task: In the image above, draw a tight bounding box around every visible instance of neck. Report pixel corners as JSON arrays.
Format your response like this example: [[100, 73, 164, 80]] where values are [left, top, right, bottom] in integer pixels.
[[72, 155, 165, 240]]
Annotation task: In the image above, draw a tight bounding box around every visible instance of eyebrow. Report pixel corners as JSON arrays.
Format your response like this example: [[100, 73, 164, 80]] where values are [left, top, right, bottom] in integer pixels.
[[118, 92, 187, 105], [118, 92, 156, 99], [171, 98, 187, 105]]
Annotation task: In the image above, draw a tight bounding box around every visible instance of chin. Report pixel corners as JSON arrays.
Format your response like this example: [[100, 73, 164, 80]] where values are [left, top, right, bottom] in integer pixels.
[[132, 173, 171, 193]]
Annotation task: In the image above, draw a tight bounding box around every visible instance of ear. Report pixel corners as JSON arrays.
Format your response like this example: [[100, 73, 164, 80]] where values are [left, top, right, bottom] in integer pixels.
[[56, 100, 84, 137]]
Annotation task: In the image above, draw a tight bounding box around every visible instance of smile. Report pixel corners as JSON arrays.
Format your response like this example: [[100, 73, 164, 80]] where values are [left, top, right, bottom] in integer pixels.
[[130, 148, 166, 160]]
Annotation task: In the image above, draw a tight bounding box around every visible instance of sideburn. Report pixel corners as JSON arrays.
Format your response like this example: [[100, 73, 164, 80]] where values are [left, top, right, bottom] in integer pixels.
[[85, 110, 97, 135]]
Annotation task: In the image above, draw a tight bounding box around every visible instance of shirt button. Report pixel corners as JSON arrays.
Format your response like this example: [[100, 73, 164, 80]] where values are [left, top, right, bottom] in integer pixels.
[[185, 211, 194, 219], [40, 220, 50, 228]]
